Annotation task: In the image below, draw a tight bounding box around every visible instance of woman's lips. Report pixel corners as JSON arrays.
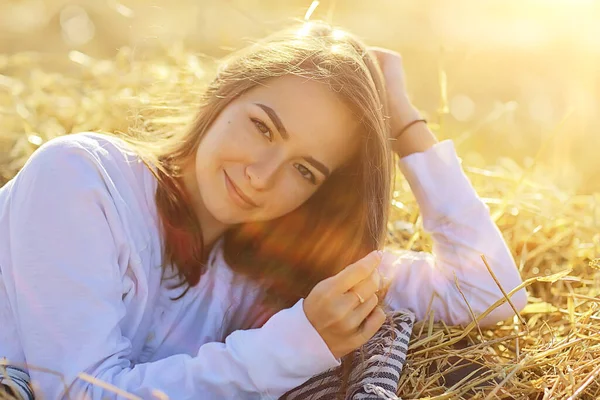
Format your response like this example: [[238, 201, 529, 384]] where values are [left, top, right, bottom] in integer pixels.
[[224, 171, 258, 209]]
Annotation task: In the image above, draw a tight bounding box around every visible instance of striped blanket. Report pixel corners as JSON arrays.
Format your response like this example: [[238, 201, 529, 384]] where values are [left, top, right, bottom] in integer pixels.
[[280, 309, 415, 400], [0, 365, 33, 400]]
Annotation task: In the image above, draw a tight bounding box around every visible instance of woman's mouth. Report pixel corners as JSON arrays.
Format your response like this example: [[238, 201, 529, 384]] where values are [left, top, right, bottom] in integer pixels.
[[224, 171, 258, 210]]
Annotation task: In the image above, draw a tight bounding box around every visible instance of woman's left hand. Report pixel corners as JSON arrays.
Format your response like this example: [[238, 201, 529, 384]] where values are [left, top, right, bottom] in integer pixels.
[[367, 47, 421, 138]]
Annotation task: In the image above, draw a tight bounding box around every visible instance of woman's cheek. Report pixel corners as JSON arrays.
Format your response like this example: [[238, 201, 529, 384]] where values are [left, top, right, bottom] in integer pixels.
[[217, 129, 250, 159], [281, 184, 313, 214], [233, 122, 262, 152], [260, 192, 292, 220]]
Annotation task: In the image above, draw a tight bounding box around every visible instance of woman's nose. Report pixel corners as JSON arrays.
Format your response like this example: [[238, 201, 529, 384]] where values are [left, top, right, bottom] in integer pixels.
[[245, 158, 280, 191]]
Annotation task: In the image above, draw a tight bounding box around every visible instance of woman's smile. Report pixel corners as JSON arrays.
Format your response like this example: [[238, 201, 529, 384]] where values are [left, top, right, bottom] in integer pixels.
[[224, 170, 259, 209]]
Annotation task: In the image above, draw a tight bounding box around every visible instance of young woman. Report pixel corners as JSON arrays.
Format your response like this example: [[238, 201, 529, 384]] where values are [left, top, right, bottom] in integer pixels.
[[0, 21, 527, 399]]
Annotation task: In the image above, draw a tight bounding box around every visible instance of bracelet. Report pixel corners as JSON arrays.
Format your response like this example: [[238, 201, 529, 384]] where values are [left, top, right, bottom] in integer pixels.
[[392, 118, 427, 139]]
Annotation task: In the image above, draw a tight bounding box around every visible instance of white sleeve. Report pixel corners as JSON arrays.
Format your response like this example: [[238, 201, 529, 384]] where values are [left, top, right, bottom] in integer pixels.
[[380, 140, 528, 327], [3, 139, 340, 400]]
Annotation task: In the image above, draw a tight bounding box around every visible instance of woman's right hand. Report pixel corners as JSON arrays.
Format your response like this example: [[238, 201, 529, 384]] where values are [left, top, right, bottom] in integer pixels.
[[303, 251, 388, 359]]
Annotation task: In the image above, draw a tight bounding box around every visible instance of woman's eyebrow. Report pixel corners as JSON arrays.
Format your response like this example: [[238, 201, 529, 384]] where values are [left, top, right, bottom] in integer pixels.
[[255, 103, 289, 139], [254, 102, 331, 177], [303, 157, 331, 177]]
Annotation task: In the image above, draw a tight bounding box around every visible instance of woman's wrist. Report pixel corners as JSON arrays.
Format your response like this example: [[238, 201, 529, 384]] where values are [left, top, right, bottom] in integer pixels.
[[391, 100, 421, 132], [389, 101, 439, 158]]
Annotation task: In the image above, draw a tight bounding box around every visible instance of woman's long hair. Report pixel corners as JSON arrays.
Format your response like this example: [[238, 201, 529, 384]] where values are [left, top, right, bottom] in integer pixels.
[[117, 19, 394, 327]]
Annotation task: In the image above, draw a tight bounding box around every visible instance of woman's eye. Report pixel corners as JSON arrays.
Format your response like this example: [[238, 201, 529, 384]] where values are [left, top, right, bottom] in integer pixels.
[[251, 118, 273, 141], [294, 163, 316, 184]]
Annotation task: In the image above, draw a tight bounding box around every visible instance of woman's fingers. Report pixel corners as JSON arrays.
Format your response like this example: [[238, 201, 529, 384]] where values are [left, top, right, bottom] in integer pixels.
[[336, 294, 379, 332], [332, 250, 382, 294], [315, 267, 383, 328], [342, 269, 382, 309], [356, 306, 387, 344], [303, 250, 389, 359]]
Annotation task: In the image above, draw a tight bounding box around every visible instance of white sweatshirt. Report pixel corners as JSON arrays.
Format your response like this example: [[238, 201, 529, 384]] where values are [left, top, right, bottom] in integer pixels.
[[0, 132, 527, 399]]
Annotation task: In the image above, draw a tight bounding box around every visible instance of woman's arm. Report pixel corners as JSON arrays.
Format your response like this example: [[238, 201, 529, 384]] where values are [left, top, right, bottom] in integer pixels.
[[380, 138, 528, 327], [368, 47, 527, 327], [1, 139, 340, 400]]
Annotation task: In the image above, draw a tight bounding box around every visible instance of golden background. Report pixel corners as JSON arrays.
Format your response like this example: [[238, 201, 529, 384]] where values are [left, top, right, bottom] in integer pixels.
[[1, 0, 598, 194]]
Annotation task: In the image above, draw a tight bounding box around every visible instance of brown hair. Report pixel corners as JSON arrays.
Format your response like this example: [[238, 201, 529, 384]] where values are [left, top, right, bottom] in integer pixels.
[[118, 19, 393, 332]]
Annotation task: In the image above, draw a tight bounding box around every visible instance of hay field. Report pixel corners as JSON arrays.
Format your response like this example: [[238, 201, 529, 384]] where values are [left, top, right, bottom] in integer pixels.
[[1, 1, 599, 399]]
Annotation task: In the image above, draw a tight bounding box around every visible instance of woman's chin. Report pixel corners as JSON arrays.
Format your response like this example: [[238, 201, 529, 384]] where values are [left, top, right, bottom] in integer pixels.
[[206, 202, 253, 225], [203, 193, 279, 225]]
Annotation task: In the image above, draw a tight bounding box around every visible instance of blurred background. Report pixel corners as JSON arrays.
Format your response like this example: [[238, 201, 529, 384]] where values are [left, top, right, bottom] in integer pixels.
[[1, 0, 599, 194]]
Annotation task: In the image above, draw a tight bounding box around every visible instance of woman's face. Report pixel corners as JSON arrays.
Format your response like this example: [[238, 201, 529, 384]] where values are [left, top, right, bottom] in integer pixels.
[[192, 75, 361, 225]]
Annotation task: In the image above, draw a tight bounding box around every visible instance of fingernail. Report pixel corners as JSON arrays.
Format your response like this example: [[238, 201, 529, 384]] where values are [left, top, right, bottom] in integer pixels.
[[382, 276, 391, 288], [367, 251, 380, 265]]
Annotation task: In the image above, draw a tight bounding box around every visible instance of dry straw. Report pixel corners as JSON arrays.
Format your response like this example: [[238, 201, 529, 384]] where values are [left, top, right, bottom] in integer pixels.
[[0, 44, 599, 399]]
